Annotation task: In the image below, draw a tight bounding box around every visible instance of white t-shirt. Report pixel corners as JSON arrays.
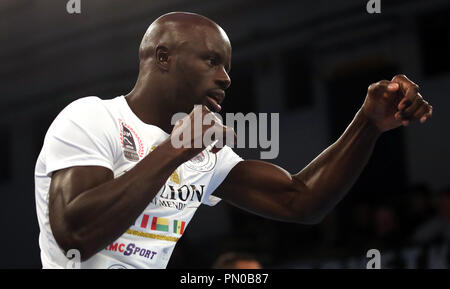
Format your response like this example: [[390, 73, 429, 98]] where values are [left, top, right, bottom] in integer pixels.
[[34, 96, 243, 269]]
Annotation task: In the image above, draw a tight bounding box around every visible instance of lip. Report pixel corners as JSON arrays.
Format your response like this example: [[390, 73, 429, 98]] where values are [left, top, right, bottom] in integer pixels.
[[206, 90, 225, 112], [207, 90, 225, 105], [207, 96, 221, 112]]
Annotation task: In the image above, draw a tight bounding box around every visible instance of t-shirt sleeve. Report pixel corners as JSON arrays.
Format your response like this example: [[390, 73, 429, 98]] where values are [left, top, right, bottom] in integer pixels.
[[43, 97, 118, 177], [202, 146, 243, 206]]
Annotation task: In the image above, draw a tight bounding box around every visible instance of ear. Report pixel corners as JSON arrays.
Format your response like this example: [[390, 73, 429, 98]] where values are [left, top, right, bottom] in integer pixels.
[[155, 45, 170, 71]]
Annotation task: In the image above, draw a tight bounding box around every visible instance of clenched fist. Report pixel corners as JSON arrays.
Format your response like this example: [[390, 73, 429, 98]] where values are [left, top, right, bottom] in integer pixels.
[[170, 105, 237, 160], [361, 74, 432, 132]]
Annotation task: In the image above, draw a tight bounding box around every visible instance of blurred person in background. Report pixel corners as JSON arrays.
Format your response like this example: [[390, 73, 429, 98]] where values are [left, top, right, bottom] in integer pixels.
[[399, 184, 435, 237], [212, 252, 262, 269], [412, 186, 450, 244], [373, 205, 403, 247], [346, 202, 374, 249]]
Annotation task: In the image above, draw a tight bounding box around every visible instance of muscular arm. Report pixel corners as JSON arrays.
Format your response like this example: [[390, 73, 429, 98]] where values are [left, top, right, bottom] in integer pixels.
[[214, 75, 432, 224], [215, 109, 380, 224], [49, 139, 183, 261]]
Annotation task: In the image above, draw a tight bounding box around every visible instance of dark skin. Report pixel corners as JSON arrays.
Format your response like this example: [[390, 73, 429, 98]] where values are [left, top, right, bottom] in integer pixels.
[[48, 12, 432, 261]]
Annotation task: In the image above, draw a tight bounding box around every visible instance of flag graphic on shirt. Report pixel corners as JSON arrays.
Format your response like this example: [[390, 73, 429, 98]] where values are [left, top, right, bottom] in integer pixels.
[[151, 217, 169, 232], [139, 214, 150, 229], [173, 220, 186, 235]]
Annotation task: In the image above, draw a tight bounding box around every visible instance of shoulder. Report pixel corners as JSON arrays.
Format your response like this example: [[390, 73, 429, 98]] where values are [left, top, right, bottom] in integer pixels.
[[209, 145, 243, 178], [54, 96, 120, 124], [47, 96, 119, 138], [61, 96, 110, 117]]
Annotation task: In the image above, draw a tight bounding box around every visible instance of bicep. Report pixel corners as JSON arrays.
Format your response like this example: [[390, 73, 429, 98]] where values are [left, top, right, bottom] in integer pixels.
[[49, 166, 113, 205], [214, 160, 307, 222], [48, 166, 113, 246]]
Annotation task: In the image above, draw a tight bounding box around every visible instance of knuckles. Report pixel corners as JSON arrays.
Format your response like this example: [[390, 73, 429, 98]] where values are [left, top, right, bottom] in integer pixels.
[[392, 74, 420, 91], [367, 82, 383, 94], [367, 80, 388, 94], [368, 74, 422, 98], [391, 74, 407, 83], [367, 83, 377, 93]]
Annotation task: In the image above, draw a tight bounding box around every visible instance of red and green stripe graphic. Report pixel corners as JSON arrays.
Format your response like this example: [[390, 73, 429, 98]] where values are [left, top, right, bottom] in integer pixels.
[[140, 214, 150, 229], [151, 217, 169, 232], [173, 220, 186, 235]]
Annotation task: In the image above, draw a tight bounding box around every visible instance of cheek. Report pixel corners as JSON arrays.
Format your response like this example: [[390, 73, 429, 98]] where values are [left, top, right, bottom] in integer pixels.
[[173, 57, 211, 99], [182, 72, 209, 96], [177, 63, 202, 87]]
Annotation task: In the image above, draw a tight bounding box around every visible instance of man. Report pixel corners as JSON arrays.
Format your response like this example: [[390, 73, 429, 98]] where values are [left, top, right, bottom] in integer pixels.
[[34, 12, 432, 269]]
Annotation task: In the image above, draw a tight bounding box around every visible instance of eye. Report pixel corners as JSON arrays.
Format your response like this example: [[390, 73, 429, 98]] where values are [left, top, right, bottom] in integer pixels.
[[207, 57, 218, 66]]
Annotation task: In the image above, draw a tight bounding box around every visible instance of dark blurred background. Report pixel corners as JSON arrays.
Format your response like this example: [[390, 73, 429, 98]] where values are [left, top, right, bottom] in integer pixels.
[[1, 0, 449, 268]]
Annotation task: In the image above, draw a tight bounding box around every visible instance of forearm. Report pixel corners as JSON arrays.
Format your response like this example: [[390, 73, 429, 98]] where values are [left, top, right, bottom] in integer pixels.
[[61, 140, 185, 259], [217, 75, 430, 225], [292, 109, 381, 223]]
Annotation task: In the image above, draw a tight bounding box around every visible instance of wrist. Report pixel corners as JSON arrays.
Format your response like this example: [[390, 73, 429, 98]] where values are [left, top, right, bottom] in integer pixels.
[[157, 138, 191, 167], [356, 108, 383, 137]]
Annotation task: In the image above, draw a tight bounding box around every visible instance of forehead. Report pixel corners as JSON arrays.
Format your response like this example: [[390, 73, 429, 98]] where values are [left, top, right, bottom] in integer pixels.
[[183, 24, 231, 57]]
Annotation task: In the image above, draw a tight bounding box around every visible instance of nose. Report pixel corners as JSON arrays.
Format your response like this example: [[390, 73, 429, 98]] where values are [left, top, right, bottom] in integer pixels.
[[216, 67, 231, 90]]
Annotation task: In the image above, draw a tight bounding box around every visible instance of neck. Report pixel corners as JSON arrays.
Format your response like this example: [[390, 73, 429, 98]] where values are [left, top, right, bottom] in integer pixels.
[[124, 75, 175, 134]]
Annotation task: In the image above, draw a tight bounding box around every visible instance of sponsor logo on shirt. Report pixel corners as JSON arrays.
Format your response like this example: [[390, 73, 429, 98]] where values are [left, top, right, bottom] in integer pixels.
[[185, 150, 217, 172], [105, 242, 157, 260], [151, 184, 206, 210], [119, 119, 144, 162], [144, 146, 209, 211]]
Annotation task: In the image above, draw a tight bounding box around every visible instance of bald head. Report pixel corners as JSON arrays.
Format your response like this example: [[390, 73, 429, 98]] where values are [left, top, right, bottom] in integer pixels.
[[131, 12, 232, 115], [139, 12, 229, 62]]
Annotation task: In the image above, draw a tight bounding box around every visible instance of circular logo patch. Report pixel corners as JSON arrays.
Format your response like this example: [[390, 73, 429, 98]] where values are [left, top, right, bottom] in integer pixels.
[[185, 150, 216, 172]]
